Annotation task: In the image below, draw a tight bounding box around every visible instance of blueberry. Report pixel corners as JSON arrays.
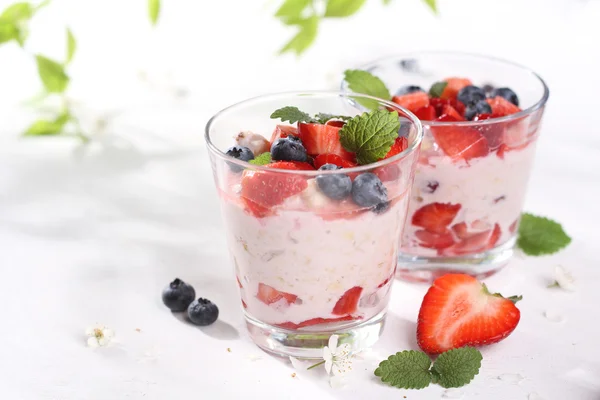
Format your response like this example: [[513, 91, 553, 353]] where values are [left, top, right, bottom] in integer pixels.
[[489, 87, 519, 106], [398, 119, 411, 138], [395, 85, 424, 96], [457, 85, 486, 105], [482, 84, 495, 94], [225, 146, 254, 173], [465, 100, 492, 120], [162, 278, 196, 312], [187, 298, 219, 326], [271, 135, 308, 162], [316, 165, 352, 200], [351, 173, 388, 212]]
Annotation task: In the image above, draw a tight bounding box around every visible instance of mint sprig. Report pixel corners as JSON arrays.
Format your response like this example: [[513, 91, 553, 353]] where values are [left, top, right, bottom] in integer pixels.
[[314, 113, 351, 124], [339, 109, 399, 165], [343, 69, 391, 110], [248, 152, 272, 166], [375, 347, 482, 390], [270, 107, 350, 125], [517, 213, 571, 256]]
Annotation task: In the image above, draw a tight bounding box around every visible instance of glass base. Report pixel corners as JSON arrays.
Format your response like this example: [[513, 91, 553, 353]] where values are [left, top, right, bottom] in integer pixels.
[[244, 310, 386, 359], [397, 238, 515, 283]]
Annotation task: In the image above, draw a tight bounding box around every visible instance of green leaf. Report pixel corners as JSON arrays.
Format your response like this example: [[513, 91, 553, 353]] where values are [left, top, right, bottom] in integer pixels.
[[517, 213, 571, 256], [0, 21, 19, 45], [382, 0, 392, 4], [24, 112, 70, 136], [429, 81, 447, 98], [1, 2, 34, 21], [374, 350, 432, 389], [65, 27, 76, 64], [249, 152, 272, 166], [275, 0, 312, 17], [324, 0, 367, 17], [431, 347, 482, 388], [343, 69, 391, 110], [313, 113, 351, 124], [423, 0, 438, 13], [270, 106, 314, 124], [339, 109, 399, 165], [148, 0, 160, 25], [279, 15, 318, 55], [0, 2, 36, 47], [35, 54, 69, 93]]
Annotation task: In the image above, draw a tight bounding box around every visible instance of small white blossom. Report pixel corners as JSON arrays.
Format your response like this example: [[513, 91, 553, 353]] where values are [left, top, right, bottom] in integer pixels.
[[552, 265, 575, 291], [85, 325, 114, 347], [323, 335, 353, 377]]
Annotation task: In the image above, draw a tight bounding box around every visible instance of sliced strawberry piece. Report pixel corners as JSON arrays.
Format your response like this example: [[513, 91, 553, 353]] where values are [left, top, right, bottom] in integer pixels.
[[326, 120, 346, 128], [414, 105, 436, 121], [392, 91, 430, 113], [486, 96, 521, 117], [298, 123, 354, 160], [440, 78, 473, 100], [277, 315, 356, 330], [383, 136, 408, 159], [441, 104, 465, 121], [313, 153, 357, 169], [415, 229, 456, 249], [431, 125, 489, 161], [332, 286, 363, 316], [236, 276, 243, 288], [473, 113, 492, 121], [412, 203, 461, 235], [417, 274, 521, 354], [443, 230, 494, 255], [496, 142, 529, 159], [485, 224, 502, 250], [270, 125, 298, 144], [256, 283, 298, 306], [451, 222, 469, 239], [241, 299, 247, 309]]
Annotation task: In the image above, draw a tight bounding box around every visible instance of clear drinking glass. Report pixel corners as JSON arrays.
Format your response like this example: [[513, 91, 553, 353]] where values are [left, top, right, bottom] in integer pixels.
[[343, 52, 549, 282], [205, 92, 422, 358]]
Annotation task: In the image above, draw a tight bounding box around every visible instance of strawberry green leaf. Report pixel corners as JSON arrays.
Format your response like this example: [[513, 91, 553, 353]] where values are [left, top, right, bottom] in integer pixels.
[[249, 152, 272, 166], [324, 0, 367, 17], [517, 213, 571, 256], [270, 106, 315, 124], [374, 350, 432, 389], [344, 69, 391, 110], [430, 347, 482, 388]]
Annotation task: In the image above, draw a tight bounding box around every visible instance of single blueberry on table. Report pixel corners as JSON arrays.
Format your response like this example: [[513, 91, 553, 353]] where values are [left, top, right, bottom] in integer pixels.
[[465, 100, 493, 120], [457, 85, 486, 106], [162, 278, 196, 312], [188, 298, 219, 326], [351, 173, 389, 213], [316, 164, 352, 200], [490, 87, 520, 106], [225, 146, 254, 173], [395, 85, 424, 96], [271, 135, 308, 162]]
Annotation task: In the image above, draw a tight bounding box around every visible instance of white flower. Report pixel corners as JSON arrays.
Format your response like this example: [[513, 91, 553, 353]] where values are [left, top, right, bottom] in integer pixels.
[[85, 325, 114, 347], [553, 265, 575, 291], [323, 335, 353, 377]]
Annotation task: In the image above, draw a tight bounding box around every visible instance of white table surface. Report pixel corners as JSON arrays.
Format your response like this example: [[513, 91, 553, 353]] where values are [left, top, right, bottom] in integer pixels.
[[1, 0, 600, 399]]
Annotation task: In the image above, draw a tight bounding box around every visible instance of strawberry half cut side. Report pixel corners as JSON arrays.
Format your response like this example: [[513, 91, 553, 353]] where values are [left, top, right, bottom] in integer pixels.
[[412, 202, 462, 235]]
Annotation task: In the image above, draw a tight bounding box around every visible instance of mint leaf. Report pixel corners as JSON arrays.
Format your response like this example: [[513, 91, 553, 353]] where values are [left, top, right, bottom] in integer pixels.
[[279, 15, 318, 55], [374, 350, 432, 389], [249, 152, 272, 166], [431, 347, 482, 388], [148, 0, 160, 25], [339, 110, 399, 165], [325, 0, 367, 17], [65, 27, 76, 64], [35, 54, 69, 93], [344, 69, 391, 110], [314, 113, 350, 124], [429, 81, 447, 98], [423, 0, 438, 13], [24, 112, 70, 136], [0, 21, 19, 45], [517, 213, 571, 256], [275, 0, 312, 17], [271, 106, 314, 124]]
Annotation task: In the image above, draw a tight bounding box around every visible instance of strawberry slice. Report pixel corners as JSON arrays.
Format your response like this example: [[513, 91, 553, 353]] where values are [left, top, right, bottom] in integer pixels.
[[383, 136, 408, 159], [277, 315, 357, 330], [431, 125, 489, 161], [414, 105, 436, 121], [313, 153, 357, 169], [256, 283, 298, 306], [443, 223, 502, 255], [415, 229, 456, 249], [298, 123, 354, 160], [392, 91, 430, 113], [412, 203, 461, 234], [486, 96, 521, 117], [326, 120, 346, 128], [440, 104, 465, 121], [241, 161, 312, 217], [332, 286, 363, 315], [270, 125, 298, 144], [440, 78, 473, 100], [509, 219, 519, 234], [236, 276, 243, 288], [417, 273, 521, 354], [241, 299, 247, 309], [486, 223, 502, 249]]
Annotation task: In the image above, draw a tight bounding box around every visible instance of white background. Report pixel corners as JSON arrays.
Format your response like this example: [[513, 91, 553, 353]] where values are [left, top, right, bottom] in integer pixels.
[[0, 0, 599, 399]]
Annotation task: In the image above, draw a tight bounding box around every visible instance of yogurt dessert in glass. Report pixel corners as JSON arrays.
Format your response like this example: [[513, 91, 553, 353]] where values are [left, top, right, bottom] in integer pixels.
[[342, 52, 549, 282], [205, 92, 422, 358]]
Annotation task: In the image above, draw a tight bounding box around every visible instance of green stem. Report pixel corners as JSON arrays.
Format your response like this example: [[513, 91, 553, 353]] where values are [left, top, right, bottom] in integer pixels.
[[307, 360, 325, 370]]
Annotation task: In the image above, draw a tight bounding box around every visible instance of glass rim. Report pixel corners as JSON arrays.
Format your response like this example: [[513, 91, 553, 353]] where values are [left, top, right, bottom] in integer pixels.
[[341, 50, 550, 127], [204, 90, 423, 176]]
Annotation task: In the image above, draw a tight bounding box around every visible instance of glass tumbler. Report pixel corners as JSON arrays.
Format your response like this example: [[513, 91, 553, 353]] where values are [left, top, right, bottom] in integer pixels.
[[205, 92, 422, 358]]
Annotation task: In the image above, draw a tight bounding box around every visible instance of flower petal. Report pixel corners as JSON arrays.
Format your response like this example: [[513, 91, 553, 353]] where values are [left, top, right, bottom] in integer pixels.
[[554, 265, 575, 291], [334, 343, 351, 358], [85, 327, 95, 336], [329, 375, 347, 389], [324, 359, 333, 374], [323, 346, 332, 363], [331, 357, 353, 376], [102, 329, 114, 339], [328, 334, 339, 350], [87, 337, 99, 347]]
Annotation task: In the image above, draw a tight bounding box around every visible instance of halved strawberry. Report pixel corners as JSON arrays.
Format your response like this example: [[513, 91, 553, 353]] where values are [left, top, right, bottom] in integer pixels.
[[392, 91, 430, 113], [298, 123, 354, 160], [417, 273, 521, 354], [414, 105, 436, 121], [313, 153, 357, 169], [270, 124, 298, 144], [415, 229, 455, 249], [277, 315, 356, 330], [383, 136, 408, 159], [332, 286, 363, 315], [440, 104, 465, 121], [486, 96, 521, 117], [412, 203, 462, 234], [256, 283, 298, 306], [431, 125, 489, 161], [440, 78, 473, 100]]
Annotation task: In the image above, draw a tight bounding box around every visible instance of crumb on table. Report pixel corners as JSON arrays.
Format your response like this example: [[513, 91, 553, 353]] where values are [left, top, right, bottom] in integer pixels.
[[227, 348, 232, 353], [135, 328, 141, 332], [291, 373, 296, 378]]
